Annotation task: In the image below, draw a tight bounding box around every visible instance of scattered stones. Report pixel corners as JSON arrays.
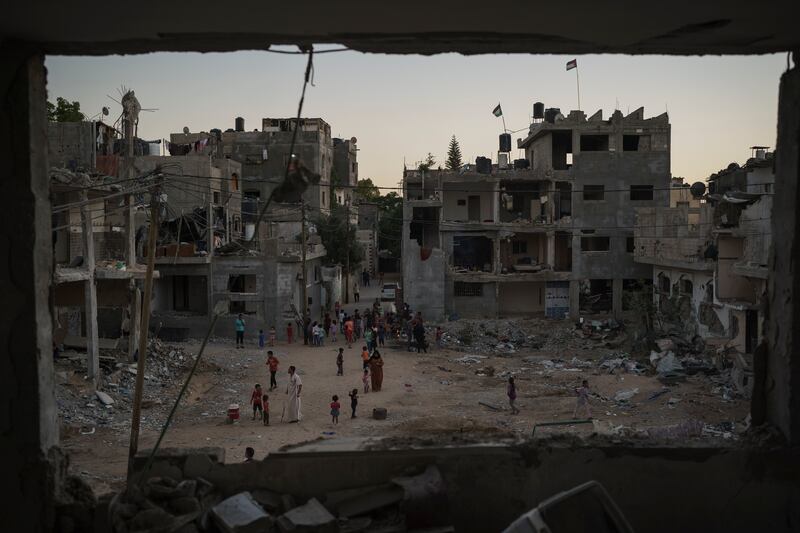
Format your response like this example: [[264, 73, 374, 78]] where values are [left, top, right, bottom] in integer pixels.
[[277, 498, 335, 532], [95, 390, 114, 406], [211, 492, 272, 533]]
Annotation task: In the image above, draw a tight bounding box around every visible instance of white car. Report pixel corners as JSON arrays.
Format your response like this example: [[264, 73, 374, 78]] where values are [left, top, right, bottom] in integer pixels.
[[381, 282, 400, 301]]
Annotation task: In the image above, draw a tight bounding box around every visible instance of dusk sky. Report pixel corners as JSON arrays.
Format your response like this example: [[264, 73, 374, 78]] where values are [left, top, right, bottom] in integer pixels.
[[46, 50, 787, 190]]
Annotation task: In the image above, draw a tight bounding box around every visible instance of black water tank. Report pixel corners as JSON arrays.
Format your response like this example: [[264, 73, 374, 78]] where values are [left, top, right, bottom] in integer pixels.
[[499, 133, 512, 152], [476, 156, 492, 174], [544, 107, 561, 123], [514, 158, 530, 170], [235, 117, 245, 132], [533, 102, 545, 119]]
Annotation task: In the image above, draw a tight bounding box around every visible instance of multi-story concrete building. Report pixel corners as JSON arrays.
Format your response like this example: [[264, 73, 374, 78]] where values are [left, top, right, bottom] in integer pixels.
[[333, 136, 359, 207], [402, 106, 670, 320], [635, 150, 774, 361]]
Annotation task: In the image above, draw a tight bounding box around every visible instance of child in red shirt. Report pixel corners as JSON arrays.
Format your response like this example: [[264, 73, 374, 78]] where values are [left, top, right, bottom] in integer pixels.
[[330, 395, 341, 424], [250, 384, 263, 421]]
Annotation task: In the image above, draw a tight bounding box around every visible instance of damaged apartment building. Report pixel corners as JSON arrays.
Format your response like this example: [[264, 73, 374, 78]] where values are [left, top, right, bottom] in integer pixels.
[[403, 105, 669, 320], [150, 117, 355, 338], [634, 148, 775, 393]]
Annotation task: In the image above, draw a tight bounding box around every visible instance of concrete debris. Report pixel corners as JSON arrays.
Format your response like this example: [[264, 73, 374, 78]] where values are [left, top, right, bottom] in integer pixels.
[[613, 388, 639, 402], [277, 498, 335, 532], [451, 355, 487, 365], [372, 408, 388, 420], [211, 492, 272, 533], [95, 390, 115, 406], [326, 484, 404, 518], [251, 489, 283, 514], [391, 465, 449, 530], [656, 352, 683, 375]]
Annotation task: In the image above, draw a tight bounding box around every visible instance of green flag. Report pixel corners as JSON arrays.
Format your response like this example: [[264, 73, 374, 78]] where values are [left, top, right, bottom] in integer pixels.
[[492, 104, 502, 117]]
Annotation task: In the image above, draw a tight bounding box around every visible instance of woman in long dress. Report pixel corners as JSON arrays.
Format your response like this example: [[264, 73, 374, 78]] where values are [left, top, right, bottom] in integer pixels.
[[286, 365, 302, 422], [369, 351, 384, 392]]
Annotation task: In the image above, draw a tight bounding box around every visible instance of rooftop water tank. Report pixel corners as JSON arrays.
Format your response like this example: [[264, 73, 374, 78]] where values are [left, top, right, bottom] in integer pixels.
[[533, 102, 545, 119], [235, 117, 245, 132]]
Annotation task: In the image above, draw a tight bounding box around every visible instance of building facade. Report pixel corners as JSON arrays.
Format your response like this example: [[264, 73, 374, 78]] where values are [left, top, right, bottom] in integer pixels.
[[402, 106, 670, 320]]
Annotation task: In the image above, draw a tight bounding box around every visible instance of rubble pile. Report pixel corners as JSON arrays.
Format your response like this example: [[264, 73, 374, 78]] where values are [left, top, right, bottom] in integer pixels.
[[439, 318, 586, 355], [110, 462, 452, 533], [56, 339, 197, 432]]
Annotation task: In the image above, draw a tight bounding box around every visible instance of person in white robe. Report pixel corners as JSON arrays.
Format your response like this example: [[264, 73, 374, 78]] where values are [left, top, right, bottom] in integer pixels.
[[286, 365, 302, 422]]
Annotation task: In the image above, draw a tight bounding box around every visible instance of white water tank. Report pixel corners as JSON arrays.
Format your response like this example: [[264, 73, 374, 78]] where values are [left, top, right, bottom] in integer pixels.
[[498, 153, 509, 169], [244, 223, 255, 240], [149, 143, 161, 156]]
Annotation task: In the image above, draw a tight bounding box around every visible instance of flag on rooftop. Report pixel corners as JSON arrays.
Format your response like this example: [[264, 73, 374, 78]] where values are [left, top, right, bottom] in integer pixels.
[[566, 59, 577, 71], [492, 104, 503, 117]]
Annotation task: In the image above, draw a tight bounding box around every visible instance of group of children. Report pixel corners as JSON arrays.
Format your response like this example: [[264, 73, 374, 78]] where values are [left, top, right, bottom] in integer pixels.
[[249, 384, 270, 425], [328, 389, 361, 424], [255, 323, 298, 349]]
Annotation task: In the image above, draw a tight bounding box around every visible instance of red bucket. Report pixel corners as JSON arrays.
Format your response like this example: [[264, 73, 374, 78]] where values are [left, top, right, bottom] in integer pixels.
[[227, 403, 240, 422]]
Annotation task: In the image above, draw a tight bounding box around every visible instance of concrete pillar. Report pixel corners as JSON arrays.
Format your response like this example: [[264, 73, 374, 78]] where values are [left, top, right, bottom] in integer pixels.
[[546, 232, 555, 267], [569, 279, 580, 320], [0, 51, 59, 531], [493, 236, 501, 274], [612, 278, 623, 320], [763, 63, 800, 444], [80, 190, 99, 385]]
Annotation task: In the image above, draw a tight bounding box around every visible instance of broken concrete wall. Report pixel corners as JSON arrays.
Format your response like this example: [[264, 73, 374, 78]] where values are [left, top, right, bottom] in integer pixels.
[[449, 279, 497, 318], [498, 281, 544, 315], [135, 443, 800, 533], [48, 120, 94, 170], [442, 181, 496, 222], [403, 238, 445, 321]]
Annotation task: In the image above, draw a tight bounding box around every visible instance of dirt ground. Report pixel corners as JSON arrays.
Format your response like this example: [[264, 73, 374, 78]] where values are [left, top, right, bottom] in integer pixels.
[[61, 319, 748, 496]]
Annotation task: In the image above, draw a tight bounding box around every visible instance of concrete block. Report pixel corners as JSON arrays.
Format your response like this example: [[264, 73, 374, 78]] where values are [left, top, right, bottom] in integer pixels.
[[95, 390, 114, 406], [211, 492, 271, 533], [327, 484, 403, 518], [277, 498, 336, 532], [372, 408, 387, 420], [251, 489, 283, 513], [281, 494, 297, 513]]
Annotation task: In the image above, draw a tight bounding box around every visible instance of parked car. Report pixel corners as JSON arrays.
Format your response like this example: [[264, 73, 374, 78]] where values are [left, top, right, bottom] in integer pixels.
[[381, 282, 400, 301]]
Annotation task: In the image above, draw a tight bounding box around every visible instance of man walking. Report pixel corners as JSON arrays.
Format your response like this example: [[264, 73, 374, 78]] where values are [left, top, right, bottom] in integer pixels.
[[286, 366, 302, 423]]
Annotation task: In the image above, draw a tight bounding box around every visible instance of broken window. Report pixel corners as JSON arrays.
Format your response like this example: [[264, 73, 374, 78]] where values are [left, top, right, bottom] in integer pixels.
[[626, 235, 635, 253], [213, 191, 220, 204], [456, 199, 466, 206], [680, 279, 693, 294], [171, 275, 207, 314], [580, 134, 609, 151], [554, 231, 572, 271], [511, 240, 528, 254], [623, 134, 650, 151], [583, 185, 605, 201], [454, 282, 483, 297], [228, 274, 257, 293], [452, 236, 493, 270], [630, 185, 654, 201], [581, 236, 610, 251], [580, 279, 612, 312], [551, 130, 573, 170]]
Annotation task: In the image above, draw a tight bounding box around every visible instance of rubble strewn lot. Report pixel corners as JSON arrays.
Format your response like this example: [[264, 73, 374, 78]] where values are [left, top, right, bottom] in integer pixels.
[[59, 316, 750, 499]]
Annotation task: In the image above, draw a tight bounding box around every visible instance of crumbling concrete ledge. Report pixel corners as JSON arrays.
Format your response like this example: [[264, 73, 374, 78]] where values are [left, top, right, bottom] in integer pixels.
[[129, 438, 800, 533]]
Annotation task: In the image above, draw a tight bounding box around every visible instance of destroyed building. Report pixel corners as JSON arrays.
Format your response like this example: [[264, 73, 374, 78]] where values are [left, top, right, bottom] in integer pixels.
[[634, 149, 775, 394], [402, 106, 670, 320]]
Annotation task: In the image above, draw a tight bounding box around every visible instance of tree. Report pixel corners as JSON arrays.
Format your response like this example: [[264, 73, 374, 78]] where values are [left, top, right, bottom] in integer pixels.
[[315, 205, 364, 268], [354, 178, 380, 202], [417, 153, 436, 172], [47, 97, 85, 122], [446, 135, 463, 170]]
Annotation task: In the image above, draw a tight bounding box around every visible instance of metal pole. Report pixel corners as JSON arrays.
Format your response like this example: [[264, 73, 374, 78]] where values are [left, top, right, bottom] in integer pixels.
[[127, 177, 162, 476], [576, 67, 581, 111], [300, 200, 307, 324]]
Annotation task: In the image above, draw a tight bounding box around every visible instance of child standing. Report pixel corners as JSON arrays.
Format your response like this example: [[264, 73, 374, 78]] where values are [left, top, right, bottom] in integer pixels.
[[318, 325, 325, 347], [330, 395, 341, 424], [262, 394, 270, 426], [361, 346, 370, 370], [269, 326, 276, 347], [336, 348, 344, 376], [250, 384, 263, 420], [362, 368, 370, 393], [266, 351, 279, 391], [349, 389, 359, 418], [507, 377, 520, 415], [286, 322, 294, 344], [258, 329, 265, 349], [330, 320, 338, 342], [573, 379, 592, 419], [435, 326, 443, 349]]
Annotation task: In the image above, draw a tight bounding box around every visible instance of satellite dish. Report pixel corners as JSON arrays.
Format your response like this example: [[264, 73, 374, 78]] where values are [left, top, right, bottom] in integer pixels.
[[690, 182, 706, 198], [183, 126, 190, 134], [351, 137, 357, 144], [101, 106, 109, 116]]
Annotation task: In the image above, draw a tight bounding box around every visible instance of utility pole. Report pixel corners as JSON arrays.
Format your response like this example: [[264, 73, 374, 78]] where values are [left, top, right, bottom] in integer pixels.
[[345, 199, 350, 305], [300, 200, 307, 326], [128, 176, 162, 476]]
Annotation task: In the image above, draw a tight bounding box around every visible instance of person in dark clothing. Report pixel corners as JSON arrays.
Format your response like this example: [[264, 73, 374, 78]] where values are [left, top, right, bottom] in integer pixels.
[[413, 321, 427, 353]]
